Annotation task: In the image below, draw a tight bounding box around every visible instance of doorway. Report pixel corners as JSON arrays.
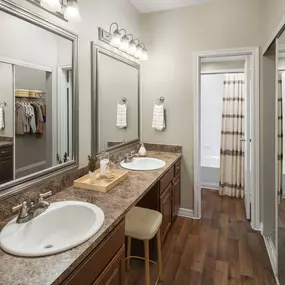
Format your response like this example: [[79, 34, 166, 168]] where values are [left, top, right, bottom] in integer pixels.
[[193, 47, 260, 230]]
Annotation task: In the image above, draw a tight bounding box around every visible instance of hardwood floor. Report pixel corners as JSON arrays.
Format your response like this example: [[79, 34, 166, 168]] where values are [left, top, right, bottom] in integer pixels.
[[125, 189, 276, 285]]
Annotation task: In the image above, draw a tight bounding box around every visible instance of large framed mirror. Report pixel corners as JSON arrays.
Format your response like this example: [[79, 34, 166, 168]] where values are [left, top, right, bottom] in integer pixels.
[[0, 0, 78, 193], [91, 43, 140, 156]]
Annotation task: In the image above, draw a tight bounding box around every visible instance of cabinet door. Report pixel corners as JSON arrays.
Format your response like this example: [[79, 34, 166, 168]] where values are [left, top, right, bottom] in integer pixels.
[[93, 246, 125, 285], [172, 174, 181, 221], [0, 157, 13, 184], [160, 184, 172, 243]]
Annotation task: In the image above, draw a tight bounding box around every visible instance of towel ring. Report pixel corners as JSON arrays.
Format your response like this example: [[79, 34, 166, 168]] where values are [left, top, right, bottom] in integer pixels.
[[155, 97, 165, 104], [0, 101, 7, 107], [119, 97, 128, 105]]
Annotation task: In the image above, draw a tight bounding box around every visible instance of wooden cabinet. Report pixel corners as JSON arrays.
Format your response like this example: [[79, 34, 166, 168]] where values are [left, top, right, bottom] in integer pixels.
[[172, 173, 181, 222], [93, 246, 125, 285], [159, 158, 181, 243], [0, 145, 13, 184], [62, 222, 125, 285], [160, 183, 172, 242]]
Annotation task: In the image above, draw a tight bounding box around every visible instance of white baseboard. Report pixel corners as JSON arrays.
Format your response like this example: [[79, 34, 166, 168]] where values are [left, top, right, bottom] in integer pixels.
[[263, 235, 277, 277], [177, 208, 194, 219], [201, 182, 219, 190]]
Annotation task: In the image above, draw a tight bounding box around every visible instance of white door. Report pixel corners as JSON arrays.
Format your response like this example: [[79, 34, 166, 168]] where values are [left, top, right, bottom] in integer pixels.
[[243, 56, 253, 220]]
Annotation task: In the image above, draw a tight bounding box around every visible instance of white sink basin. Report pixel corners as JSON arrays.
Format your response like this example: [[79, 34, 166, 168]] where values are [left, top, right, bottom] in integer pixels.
[[120, 157, 166, 171], [0, 201, 104, 257]]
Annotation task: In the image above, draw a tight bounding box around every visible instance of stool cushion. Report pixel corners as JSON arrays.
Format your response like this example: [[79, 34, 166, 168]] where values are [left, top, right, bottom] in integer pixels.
[[125, 206, 163, 240]]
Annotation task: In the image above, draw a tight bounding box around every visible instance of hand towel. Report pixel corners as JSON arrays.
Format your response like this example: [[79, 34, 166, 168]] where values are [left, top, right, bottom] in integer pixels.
[[117, 103, 127, 128], [152, 104, 165, 131], [0, 107, 4, 130]]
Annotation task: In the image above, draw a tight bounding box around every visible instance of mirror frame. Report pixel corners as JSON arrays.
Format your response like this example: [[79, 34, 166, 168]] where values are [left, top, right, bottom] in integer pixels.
[[0, 0, 79, 195], [91, 42, 140, 156]]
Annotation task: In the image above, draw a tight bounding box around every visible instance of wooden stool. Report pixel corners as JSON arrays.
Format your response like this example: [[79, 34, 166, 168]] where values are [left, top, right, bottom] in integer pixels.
[[125, 206, 163, 285]]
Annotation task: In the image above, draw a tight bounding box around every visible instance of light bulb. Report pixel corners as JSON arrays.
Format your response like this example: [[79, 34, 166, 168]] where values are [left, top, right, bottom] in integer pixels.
[[135, 44, 142, 58], [129, 40, 137, 55], [110, 30, 121, 48], [64, 0, 81, 22], [141, 48, 148, 60], [120, 35, 130, 52], [41, 0, 61, 12]]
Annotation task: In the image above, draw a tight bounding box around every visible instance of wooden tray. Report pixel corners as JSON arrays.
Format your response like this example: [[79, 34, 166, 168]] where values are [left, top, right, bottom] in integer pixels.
[[73, 169, 128, 193]]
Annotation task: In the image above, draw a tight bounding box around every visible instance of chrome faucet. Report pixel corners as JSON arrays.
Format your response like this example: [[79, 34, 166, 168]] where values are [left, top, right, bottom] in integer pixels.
[[124, 151, 139, 163], [12, 191, 52, 223]]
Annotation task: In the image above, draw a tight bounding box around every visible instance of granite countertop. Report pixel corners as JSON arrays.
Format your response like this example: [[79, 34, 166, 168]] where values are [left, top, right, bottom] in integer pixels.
[[0, 141, 13, 147], [0, 151, 181, 285]]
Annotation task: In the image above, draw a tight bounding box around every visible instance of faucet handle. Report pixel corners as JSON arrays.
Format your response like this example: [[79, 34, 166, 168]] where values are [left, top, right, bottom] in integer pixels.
[[39, 191, 52, 202], [12, 201, 29, 218]]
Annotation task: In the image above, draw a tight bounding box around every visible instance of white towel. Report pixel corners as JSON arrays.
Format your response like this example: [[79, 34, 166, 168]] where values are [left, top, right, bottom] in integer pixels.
[[117, 103, 127, 128], [152, 104, 165, 131], [0, 107, 4, 130]]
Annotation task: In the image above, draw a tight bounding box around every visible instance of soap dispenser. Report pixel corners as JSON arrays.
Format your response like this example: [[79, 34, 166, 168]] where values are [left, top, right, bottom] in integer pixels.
[[139, 143, 147, 157]]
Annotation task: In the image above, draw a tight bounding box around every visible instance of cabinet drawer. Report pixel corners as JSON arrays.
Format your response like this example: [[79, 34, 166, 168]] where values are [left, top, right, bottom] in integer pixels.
[[160, 166, 174, 195], [0, 145, 13, 159], [174, 159, 181, 176], [62, 221, 125, 285]]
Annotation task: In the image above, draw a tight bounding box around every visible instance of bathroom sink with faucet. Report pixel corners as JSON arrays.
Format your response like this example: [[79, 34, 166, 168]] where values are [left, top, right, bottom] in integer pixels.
[[120, 151, 166, 171], [0, 191, 105, 257]]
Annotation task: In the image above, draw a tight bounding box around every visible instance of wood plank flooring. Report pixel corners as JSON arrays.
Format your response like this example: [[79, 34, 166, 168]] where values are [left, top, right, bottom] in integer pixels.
[[126, 189, 276, 285]]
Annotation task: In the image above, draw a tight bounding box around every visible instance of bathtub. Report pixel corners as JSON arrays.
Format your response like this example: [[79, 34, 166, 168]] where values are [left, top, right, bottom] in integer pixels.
[[201, 155, 220, 190]]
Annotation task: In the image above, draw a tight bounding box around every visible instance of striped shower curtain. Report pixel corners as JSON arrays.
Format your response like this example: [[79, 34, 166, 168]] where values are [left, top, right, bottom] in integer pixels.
[[278, 72, 283, 201], [219, 73, 245, 198]]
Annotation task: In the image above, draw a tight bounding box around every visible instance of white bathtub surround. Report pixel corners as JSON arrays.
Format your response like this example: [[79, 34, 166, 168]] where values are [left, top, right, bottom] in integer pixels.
[[201, 166, 219, 190], [219, 73, 245, 198]]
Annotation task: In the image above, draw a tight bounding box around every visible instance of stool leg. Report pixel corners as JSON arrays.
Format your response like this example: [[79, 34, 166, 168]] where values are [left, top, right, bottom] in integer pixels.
[[156, 228, 163, 281], [127, 236, 131, 271], [143, 240, 150, 285]]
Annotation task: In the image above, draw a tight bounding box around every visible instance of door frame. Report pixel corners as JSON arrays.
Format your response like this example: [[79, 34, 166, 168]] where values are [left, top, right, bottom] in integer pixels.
[[193, 46, 260, 230]]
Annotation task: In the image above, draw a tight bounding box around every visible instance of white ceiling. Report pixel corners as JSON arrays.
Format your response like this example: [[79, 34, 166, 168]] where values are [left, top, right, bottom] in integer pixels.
[[129, 0, 216, 13]]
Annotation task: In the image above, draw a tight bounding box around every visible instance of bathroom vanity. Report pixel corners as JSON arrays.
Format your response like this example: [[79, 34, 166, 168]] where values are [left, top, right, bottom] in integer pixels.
[[0, 151, 181, 285], [62, 153, 181, 285]]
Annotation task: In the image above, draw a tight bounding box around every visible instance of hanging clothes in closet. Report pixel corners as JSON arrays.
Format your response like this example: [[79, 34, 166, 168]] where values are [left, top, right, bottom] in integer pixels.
[[15, 101, 46, 138]]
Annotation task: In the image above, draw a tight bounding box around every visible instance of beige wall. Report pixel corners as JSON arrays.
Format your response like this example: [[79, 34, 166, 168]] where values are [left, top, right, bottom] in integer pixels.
[[262, 0, 285, 45], [12, 0, 141, 166], [140, 0, 264, 209]]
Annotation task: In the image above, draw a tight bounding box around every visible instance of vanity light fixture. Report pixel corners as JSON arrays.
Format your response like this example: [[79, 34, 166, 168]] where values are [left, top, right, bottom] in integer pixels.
[[141, 44, 148, 61], [134, 42, 143, 59], [99, 23, 149, 61], [64, 0, 81, 22], [128, 38, 137, 56], [109, 23, 122, 48], [120, 32, 131, 53], [40, 0, 81, 21]]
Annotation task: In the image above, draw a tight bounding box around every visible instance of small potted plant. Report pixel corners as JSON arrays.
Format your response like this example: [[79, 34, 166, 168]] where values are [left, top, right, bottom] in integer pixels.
[[88, 155, 97, 183]]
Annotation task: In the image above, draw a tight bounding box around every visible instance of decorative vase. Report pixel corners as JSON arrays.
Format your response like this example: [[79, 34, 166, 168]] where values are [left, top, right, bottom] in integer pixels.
[[139, 143, 147, 157]]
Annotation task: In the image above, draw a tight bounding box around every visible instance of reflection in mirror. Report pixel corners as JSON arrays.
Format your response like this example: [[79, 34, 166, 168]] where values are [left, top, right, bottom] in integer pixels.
[[278, 29, 285, 284], [0, 8, 74, 187], [93, 47, 140, 154]]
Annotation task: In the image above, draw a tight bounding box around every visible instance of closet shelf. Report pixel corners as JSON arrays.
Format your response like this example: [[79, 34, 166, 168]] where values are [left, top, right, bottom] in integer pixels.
[[15, 89, 45, 99]]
